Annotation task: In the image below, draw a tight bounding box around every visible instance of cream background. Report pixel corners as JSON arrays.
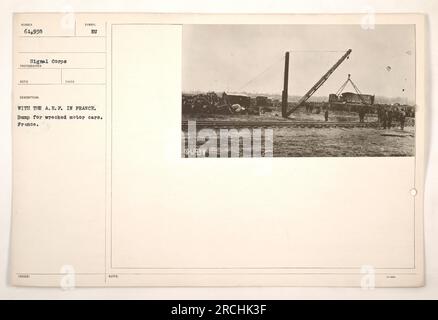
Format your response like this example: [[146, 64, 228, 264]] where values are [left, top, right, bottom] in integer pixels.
[[111, 25, 415, 271], [1, 0, 437, 299], [8, 13, 423, 287]]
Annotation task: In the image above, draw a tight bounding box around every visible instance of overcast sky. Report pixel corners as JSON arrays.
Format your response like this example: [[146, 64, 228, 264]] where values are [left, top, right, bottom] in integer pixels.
[[182, 24, 415, 103]]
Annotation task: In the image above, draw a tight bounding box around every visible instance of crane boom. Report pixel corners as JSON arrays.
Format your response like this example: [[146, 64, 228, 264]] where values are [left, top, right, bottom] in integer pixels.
[[285, 49, 352, 117]]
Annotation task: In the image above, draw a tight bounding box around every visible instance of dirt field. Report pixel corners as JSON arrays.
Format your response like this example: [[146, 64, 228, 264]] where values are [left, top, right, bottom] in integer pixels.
[[272, 126, 414, 157], [181, 111, 415, 157]]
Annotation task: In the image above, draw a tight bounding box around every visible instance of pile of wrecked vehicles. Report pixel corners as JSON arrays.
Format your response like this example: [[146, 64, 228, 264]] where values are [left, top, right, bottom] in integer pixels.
[[182, 92, 277, 115]]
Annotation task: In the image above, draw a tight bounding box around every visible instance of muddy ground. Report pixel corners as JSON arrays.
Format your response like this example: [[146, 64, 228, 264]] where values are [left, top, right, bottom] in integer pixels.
[[182, 110, 415, 157]]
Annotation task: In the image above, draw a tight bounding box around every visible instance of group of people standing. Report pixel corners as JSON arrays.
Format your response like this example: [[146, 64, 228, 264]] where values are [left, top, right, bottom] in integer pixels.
[[323, 105, 408, 130], [378, 107, 407, 130]]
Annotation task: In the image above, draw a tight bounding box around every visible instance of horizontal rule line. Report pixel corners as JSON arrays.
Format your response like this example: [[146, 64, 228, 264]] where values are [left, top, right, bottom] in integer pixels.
[[17, 67, 105, 70], [16, 272, 418, 276], [110, 266, 416, 270], [17, 83, 106, 86], [18, 52, 106, 54], [19, 36, 106, 38]]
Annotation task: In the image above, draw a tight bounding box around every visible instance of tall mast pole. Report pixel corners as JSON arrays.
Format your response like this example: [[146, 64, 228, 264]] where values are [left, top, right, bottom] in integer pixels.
[[281, 51, 290, 118], [285, 49, 352, 117]]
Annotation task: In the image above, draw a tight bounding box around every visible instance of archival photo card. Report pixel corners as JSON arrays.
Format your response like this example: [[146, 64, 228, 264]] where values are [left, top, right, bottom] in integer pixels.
[[181, 24, 416, 158], [10, 13, 425, 287]]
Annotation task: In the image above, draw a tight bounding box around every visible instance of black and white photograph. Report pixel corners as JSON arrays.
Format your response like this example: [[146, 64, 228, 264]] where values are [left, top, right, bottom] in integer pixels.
[[181, 24, 416, 157]]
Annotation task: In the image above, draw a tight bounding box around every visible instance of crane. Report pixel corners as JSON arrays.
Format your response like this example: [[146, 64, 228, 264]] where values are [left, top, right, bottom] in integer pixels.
[[335, 74, 369, 106], [282, 49, 352, 118]]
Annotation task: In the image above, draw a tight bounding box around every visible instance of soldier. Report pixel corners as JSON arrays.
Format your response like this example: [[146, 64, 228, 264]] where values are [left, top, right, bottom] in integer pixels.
[[377, 107, 383, 126], [358, 107, 365, 123], [400, 108, 407, 130], [387, 108, 392, 129], [324, 109, 329, 122], [382, 109, 388, 129]]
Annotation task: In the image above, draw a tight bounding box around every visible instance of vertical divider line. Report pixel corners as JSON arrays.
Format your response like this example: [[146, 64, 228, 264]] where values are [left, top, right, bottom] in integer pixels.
[[104, 21, 107, 284], [110, 23, 113, 271]]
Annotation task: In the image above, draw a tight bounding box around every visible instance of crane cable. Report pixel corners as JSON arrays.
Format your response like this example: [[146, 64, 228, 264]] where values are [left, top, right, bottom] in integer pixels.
[[237, 54, 285, 92], [336, 75, 369, 105], [238, 50, 349, 92]]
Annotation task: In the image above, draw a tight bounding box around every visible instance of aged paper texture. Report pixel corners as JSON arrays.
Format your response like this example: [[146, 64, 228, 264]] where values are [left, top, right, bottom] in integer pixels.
[[10, 13, 425, 287]]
